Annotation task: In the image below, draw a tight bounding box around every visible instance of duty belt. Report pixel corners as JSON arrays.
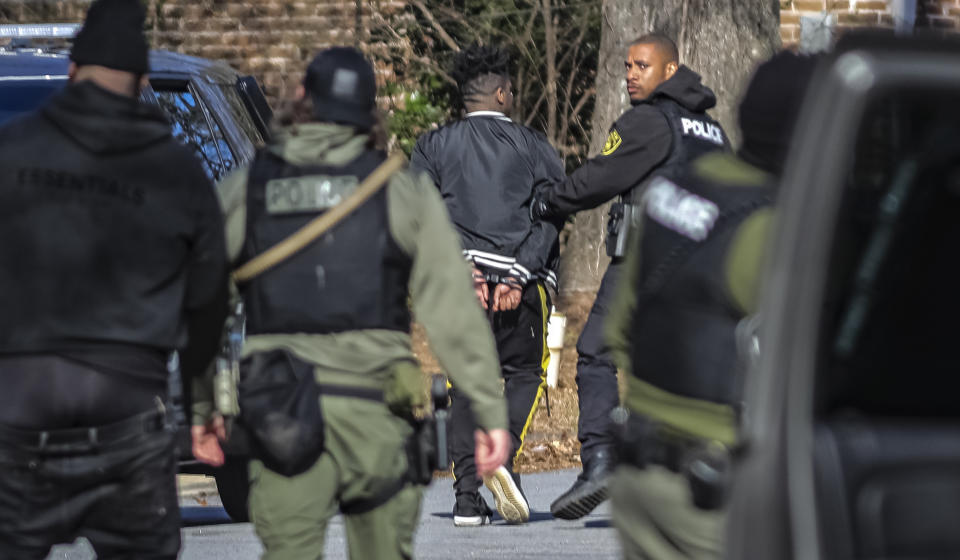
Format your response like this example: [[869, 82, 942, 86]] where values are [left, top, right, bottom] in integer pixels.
[[612, 408, 697, 473], [318, 384, 384, 402], [0, 408, 166, 453], [611, 407, 732, 510]]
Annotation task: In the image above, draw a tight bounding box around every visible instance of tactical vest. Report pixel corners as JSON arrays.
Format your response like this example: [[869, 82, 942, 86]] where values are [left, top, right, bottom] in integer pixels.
[[239, 149, 412, 335], [628, 169, 774, 407], [607, 98, 730, 258], [626, 97, 728, 203]]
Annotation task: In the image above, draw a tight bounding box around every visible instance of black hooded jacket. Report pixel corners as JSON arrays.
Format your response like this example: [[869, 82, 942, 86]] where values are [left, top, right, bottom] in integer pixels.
[[0, 81, 228, 381], [541, 66, 720, 217], [410, 112, 563, 287]]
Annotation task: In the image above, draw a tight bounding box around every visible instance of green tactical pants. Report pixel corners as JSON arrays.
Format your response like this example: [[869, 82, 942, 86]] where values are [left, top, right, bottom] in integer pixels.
[[248, 392, 423, 560], [610, 465, 724, 560]]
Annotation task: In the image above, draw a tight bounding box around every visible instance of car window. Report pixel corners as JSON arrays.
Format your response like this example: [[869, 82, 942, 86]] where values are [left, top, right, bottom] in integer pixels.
[[817, 86, 960, 417], [0, 80, 65, 125], [218, 83, 264, 147], [153, 84, 237, 180]]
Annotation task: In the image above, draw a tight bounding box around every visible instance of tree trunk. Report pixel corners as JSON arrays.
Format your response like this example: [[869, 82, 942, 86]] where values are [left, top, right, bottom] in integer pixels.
[[559, 0, 780, 294]]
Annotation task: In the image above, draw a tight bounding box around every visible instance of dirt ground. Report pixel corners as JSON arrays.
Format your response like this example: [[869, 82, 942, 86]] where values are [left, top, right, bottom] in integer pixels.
[[412, 291, 623, 474]]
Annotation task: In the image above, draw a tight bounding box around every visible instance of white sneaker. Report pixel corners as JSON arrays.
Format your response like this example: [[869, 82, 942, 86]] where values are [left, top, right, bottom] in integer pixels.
[[483, 466, 530, 524], [452, 492, 492, 527], [453, 513, 490, 527]]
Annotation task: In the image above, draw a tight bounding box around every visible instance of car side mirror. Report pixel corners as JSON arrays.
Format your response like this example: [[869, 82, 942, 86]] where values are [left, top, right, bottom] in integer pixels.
[[236, 75, 273, 142]]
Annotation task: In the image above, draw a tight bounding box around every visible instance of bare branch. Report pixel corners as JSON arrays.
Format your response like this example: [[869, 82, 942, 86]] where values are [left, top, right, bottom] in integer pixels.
[[369, 12, 458, 86], [411, 0, 462, 52], [410, 55, 458, 86], [570, 87, 595, 120], [558, 15, 590, 72], [540, 0, 558, 144], [521, 5, 539, 43], [549, 3, 593, 147], [558, 43, 581, 144], [523, 89, 548, 127]]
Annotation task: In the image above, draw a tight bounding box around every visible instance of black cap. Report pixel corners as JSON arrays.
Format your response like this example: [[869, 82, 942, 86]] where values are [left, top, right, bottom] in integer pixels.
[[738, 51, 820, 175], [303, 47, 377, 130], [71, 0, 149, 75]]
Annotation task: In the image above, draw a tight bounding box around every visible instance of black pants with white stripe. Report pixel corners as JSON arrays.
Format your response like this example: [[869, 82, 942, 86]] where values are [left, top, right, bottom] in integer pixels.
[[449, 282, 550, 496]]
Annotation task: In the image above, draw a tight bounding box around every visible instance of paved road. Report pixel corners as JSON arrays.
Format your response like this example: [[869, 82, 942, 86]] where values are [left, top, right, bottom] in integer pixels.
[[47, 470, 620, 559]]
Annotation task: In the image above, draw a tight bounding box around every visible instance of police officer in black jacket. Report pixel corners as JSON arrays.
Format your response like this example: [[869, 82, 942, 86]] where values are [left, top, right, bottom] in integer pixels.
[[0, 1, 228, 557], [411, 43, 564, 527], [532, 33, 729, 520]]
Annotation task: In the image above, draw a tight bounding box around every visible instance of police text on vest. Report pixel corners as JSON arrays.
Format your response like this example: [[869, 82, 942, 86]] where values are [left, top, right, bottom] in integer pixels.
[[265, 175, 358, 214], [680, 118, 724, 146], [642, 177, 719, 241]]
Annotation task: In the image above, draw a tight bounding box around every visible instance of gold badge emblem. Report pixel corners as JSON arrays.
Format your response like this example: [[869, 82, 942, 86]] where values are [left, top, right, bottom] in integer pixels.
[[601, 129, 622, 156]]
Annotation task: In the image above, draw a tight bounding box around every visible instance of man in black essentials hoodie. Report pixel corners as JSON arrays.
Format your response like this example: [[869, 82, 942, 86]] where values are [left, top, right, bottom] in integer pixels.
[[0, 0, 227, 557], [411, 43, 563, 527], [532, 33, 730, 520]]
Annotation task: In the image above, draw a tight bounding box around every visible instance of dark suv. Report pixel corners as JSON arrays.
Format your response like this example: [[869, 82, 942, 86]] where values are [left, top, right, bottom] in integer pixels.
[[0, 24, 270, 522], [726, 34, 960, 559]]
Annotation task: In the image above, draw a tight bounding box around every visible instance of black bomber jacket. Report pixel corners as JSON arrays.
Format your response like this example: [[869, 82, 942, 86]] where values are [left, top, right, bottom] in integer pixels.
[[410, 111, 564, 288]]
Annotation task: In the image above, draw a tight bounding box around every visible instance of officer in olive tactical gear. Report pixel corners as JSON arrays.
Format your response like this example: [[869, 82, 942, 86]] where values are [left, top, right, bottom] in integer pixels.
[[605, 51, 819, 560], [191, 47, 511, 560], [410, 43, 563, 527], [531, 33, 729, 520], [0, 0, 229, 557]]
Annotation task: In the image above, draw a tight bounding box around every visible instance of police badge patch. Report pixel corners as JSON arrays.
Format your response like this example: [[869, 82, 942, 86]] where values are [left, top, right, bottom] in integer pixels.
[[601, 129, 623, 156]]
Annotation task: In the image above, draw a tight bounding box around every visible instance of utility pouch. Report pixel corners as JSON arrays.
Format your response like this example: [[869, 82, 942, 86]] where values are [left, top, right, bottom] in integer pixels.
[[238, 349, 324, 477], [386, 360, 427, 421]]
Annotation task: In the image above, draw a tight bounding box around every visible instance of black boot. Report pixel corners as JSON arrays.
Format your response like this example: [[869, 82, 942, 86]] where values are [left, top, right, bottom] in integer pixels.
[[550, 448, 615, 520]]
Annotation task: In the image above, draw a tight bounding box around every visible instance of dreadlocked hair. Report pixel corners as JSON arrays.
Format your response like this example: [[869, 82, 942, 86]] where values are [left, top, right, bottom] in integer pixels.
[[452, 42, 511, 105]]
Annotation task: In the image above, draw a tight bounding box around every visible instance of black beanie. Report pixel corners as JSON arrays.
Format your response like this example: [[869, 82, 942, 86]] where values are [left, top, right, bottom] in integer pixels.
[[304, 47, 377, 130], [71, 0, 149, 75], [737, 51, 820, 176]]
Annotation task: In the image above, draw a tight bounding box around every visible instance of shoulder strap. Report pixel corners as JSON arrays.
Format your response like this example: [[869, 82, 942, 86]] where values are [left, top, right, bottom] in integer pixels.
[[232, 153, 406, 284]]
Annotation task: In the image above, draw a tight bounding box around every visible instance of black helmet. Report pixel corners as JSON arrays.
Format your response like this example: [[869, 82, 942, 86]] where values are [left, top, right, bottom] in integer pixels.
[[303, 47, 377, 130]]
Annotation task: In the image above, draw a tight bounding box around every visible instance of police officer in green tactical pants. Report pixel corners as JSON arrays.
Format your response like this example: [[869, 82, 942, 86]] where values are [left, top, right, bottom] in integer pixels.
[[604, 51, 818, 560], [190, 47, 511, 560]]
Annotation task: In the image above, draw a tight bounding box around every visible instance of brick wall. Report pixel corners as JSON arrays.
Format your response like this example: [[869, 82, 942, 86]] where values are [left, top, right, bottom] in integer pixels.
[[0, 0, 402, 102], [780, 0, 960, 46], [0, 0, 89, 21], [146, 0, 406, 101]]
